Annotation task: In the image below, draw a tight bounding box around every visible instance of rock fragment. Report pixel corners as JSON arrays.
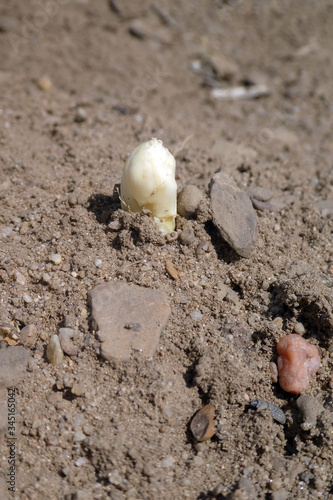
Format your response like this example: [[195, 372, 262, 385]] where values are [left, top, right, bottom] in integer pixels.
[[179, 222, 195, 246], [245, 186, 273, 202], [210, 172, 258, 258], [74, 107, 87, 123], [229, 477, 256, 500], [88, 282, 171, 362], [277, 334, 320, 394], [190, 404, 216, 442], [0, 346, 31, 388], [50, 253, 62, 265], [71, 382, 85, 397], [58, 328, 78, 356], [37, 75, 52, 91], [46, 335, 64, 366], [177, 185, 203, 218], [296, 395, 324, 430], [20, 324, 37, 348]]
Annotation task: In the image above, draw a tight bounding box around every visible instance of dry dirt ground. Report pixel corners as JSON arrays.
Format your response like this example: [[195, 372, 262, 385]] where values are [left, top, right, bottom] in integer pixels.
[[1, 1, 333, 499]]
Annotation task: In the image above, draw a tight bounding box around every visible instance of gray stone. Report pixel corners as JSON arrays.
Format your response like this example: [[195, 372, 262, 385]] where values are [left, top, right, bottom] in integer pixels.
[[210, 172, 258, 258], [88, 282, 171, 362], [246, 186, 273, 202], [20, 324, 37, 348], [179, 222, 195, 246], [177, 185, 203, 218], [296, 395, 324, 430], [59, 328, 78, 356], [0, 346, 31, 388]]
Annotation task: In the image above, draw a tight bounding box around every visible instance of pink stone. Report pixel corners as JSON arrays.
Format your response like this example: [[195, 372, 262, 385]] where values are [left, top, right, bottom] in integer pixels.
[[277, 334, 321, 394]]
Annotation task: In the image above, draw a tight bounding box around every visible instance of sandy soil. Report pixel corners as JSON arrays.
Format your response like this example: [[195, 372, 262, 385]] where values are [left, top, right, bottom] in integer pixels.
[[0, 1, 333, 499]]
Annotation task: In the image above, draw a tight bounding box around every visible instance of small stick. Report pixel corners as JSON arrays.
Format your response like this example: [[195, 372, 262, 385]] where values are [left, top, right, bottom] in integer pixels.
[[173, 135, 193, 157]]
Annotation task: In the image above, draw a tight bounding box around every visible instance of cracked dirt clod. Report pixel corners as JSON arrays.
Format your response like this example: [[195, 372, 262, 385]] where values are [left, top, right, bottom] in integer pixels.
[[88, 282, 171, 362], [296, 395, 324, 430], [209, 172, 258, 258]]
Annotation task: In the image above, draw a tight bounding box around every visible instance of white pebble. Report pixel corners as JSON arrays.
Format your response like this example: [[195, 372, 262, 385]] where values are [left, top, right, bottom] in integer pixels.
[[191, 310, 203, 322], [1, 227, 12, 237], [14, 271, 26, 285], [23, 294, 32, 303], [162, 456, 175, 468], [294, 322, 305, 335], [94, 259, 102, 268], [50, 253, 62, 265], [46, 334, 64, 366], [274, 224, 280, 232], [75, 457, 87, 467]]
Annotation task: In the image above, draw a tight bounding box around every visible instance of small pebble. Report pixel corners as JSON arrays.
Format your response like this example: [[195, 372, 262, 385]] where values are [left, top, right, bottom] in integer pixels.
[[162, 456, 175, 468], [165, 231, 178, 242], [74, 107, 87, 123], [50, 253, 62, 265], [23, 294, 32, 303], [294, 322, 305, 335], [190, 404, 216, 441], [277, 334, 321, 394], [252, 199, 275, 212], [191, 310, 202, 322], [58, 328, 78, 356], [246, 186, 273, 202], [269, 478, 283, 491], [75, 457, 87, 467], [177, 185, 203, 218], [68, 194, 77, 206], [42, 273, 51, 283], [1, 227, 12, 237], [196, 240, 210, 256], [71, 382, 85, 397], [108, 220, 122, 231], [296, 394, 323, 430], [37, 75, 52, 91], [46, 335, 64, 366], [179, 223, 195, 246], [14, 270, 26, 285], [20, 324, 37, 348], [73, 430, 85, 442], [19, 222, 29, 235], [94, 259, 102, 268]]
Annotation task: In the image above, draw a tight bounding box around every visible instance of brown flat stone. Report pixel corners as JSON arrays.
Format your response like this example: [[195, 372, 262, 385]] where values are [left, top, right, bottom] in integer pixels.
[[88, 282, 171, 362], [210, 172, 258, 258]]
